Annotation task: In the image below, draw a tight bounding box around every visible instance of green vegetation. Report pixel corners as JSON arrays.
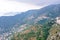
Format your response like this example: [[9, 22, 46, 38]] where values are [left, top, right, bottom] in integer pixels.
[[11, 20, 57, 40]]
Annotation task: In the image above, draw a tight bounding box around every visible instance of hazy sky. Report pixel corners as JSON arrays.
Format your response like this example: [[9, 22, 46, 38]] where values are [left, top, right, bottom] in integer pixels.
[[0, 0, 60, 16], [12, 0, 60, 6]]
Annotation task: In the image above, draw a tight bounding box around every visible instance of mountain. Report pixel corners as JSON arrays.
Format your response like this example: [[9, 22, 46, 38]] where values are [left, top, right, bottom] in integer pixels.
[[0, 4, 60, 40], [10, 4, 60, 40], [10, 21, 60, 40]]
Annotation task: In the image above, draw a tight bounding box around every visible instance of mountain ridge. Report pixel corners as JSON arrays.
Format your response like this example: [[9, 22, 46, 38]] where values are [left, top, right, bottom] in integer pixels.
[[0, 4, 60, 39]]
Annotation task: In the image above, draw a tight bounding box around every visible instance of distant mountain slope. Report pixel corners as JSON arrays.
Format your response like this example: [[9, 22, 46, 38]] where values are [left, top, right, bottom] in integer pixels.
[[10, 18, 55, 40], [0, 4, 60, 35], [10, 21, 60, 40]]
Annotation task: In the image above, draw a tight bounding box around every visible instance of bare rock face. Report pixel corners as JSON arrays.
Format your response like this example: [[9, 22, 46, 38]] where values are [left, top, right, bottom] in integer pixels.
[[47, 24, 60, 40], [56, 17, 60, 24], [47, 33, 60, 40]]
